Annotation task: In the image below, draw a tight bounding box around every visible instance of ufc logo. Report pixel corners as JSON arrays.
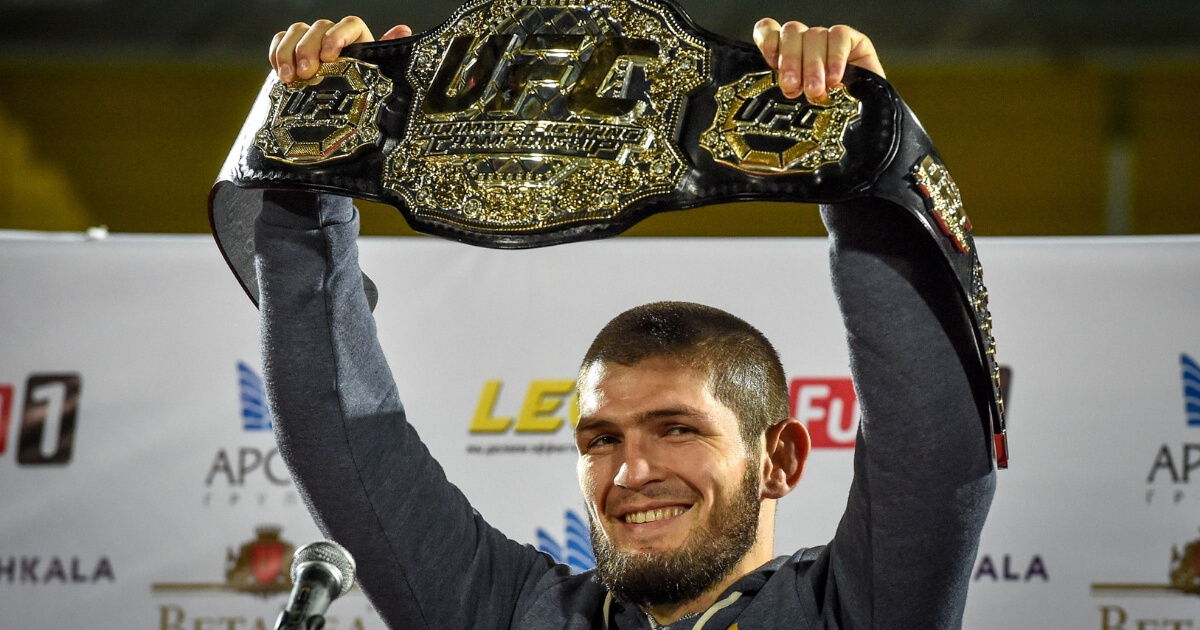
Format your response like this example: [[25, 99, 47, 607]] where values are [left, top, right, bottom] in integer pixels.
[[735, 98, 818, 133], [282, 79, 356, 118], [0, 374, 82, 465], [789, 378, 859, 449], [424, 34, 658, 119]]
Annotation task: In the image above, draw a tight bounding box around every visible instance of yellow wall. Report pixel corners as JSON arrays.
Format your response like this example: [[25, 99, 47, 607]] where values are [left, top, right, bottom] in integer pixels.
[[1132, 69, 1200, 234], [0, 62, 1196, 237]]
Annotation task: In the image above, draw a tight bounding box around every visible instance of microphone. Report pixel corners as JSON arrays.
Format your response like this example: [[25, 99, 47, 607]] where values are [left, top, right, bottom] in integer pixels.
[[274, 540, 357, 630]]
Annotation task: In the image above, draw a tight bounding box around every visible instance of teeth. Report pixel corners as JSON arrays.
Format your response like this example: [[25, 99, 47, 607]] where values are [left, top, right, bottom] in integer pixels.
[[624, 507, 686, 524]]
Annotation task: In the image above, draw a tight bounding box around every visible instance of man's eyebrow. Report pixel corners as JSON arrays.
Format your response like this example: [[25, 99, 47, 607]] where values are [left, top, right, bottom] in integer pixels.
[[638, 406, 705, 423], [574, 416, 615, 434], [575, 406, 706, 434]]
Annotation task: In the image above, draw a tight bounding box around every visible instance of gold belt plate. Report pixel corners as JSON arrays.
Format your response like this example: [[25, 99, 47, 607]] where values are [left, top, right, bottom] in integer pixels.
[[384, 0, 710, 232], [700, 71, 860, 175], [255, 59, 394, 165]]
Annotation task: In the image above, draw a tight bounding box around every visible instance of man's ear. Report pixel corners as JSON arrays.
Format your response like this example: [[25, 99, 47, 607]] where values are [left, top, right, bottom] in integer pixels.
[[761, 418, 810, 500]]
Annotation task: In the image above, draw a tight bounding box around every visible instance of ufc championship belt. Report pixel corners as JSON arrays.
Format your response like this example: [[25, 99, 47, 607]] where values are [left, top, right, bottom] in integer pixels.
[[208, 0, 1008, 468]]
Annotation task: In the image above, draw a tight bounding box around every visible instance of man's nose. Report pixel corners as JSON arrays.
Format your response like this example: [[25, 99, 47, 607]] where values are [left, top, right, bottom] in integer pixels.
[[613, 440, 662, 489]]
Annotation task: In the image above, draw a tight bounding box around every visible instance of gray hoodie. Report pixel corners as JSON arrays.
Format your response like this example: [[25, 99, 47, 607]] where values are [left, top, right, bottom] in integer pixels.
[[254, 192, 996, 630]]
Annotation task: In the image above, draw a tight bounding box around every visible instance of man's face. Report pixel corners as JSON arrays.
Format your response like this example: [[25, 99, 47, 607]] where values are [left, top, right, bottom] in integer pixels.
[[575, 356, 762, 606]]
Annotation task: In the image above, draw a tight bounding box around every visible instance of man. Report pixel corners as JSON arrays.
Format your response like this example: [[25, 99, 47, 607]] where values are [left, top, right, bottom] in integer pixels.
[[257, 15, 995, 630]]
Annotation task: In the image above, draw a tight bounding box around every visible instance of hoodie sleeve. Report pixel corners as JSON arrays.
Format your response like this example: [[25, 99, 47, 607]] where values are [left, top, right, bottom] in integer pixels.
[[813, 198, 997, 629], [254, 191, 561, 630]]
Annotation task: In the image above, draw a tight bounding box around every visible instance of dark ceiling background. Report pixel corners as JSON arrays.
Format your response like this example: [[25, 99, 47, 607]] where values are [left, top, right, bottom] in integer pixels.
[[0, 1, 1196, 236], [2, 0, 1198, 62]]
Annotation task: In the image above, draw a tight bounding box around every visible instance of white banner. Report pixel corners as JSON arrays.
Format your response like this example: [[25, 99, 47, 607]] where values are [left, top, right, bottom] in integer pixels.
[[0, 231, 1197, 629]]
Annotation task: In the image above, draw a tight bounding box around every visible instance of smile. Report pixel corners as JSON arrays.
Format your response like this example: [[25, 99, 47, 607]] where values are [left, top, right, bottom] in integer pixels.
[[622, 506, 690, 524]]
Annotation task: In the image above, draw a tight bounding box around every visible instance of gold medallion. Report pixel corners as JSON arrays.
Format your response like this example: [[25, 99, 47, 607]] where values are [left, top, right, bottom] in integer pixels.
[[383, 0, 710, 232], [255, 59, 394, 165], [914, 155, 971, 254], [700, 71, 860, 174]]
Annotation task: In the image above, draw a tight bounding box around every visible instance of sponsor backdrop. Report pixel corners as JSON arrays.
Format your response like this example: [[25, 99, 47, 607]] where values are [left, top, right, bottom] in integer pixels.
[[1, 231, 1198, 629]]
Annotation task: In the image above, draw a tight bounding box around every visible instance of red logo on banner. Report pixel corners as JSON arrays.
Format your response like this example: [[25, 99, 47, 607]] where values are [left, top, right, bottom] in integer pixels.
[[250, 540, 285, 585], [789, 378, 859, 449], [0, 384, 12, 455], [153, 526, 296, 598]]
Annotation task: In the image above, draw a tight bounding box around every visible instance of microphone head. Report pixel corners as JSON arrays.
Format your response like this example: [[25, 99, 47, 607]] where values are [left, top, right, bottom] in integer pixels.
[[291, 540, 356, 597]]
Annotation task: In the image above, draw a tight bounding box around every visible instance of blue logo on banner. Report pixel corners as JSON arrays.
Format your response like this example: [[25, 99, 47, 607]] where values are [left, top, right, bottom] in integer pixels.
[[238, 362, 272, 431], [1184, 353, 1200, 427], [537, 509, 596, 574]]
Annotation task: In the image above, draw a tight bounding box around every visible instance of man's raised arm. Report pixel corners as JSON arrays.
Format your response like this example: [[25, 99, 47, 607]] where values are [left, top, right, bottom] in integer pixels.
[[817, 201, 997, 627], [748, 21, 996, 626], [254, 190, 558, 629]]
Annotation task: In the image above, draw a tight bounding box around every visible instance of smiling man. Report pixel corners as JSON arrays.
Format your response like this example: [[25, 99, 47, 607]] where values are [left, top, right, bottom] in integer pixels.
[[256, 13, 997, 630], [575, 306, 807, 623]]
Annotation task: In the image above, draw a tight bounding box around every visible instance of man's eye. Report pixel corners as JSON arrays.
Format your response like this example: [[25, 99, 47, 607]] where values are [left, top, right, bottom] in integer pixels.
[[588, 435, 618, 448], [666, 426, 695, 436]]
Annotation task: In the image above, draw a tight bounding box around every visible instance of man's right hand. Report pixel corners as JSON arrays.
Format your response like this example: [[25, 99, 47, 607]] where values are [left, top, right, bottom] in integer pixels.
[[269, 17, 412, 83]]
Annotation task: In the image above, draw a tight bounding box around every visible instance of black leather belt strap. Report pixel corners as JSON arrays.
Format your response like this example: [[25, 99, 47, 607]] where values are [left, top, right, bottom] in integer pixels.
[[208, 0, 1007, 468]]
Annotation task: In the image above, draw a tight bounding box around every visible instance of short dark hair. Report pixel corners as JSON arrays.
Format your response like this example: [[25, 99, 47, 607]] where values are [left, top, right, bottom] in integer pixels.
[[579, 301, 789, 448]]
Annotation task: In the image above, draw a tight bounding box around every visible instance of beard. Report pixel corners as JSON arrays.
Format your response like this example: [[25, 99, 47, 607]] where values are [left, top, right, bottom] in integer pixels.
[[589, 463, 761, 609]]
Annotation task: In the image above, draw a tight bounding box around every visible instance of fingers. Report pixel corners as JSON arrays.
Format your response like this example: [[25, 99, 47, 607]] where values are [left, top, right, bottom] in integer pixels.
[[272, 22, 311, 83], [801, 27, 829, 101], [268, 16, 377, 83], [752, 18, 781, 70], [295, 19, 336, 79], [268, 30, 286, 76], [380, 24, 413, 41], [320, 16, 376, 63], [826, 25, 852, 89], [775, 21, 808, 99], [752, 19, 885, 102], [845, 29, 885, 79]]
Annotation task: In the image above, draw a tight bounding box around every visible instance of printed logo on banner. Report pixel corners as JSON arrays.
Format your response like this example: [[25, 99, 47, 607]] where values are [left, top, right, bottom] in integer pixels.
[[0, 373, 82, 466], [1184, 354, 1200, 427], [790, 378, 859, 449], [239, 362, 272, 432], [972, 553, 1048, 583], [152, 526, 370, 628], [1091, 530, 1200, 626], [0, 554, 114, 585], [152, 526, 294, 597], [536, 509, 596, 574], [202, 363, 296, 509], [0, 383, 11, 455], [465, 379, 579, 457], [1144, 353, 1200, 507]]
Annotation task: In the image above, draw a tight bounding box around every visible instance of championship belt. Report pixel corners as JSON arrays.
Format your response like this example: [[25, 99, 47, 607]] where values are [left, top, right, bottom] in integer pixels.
[[208, 0, 1007, 468]]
